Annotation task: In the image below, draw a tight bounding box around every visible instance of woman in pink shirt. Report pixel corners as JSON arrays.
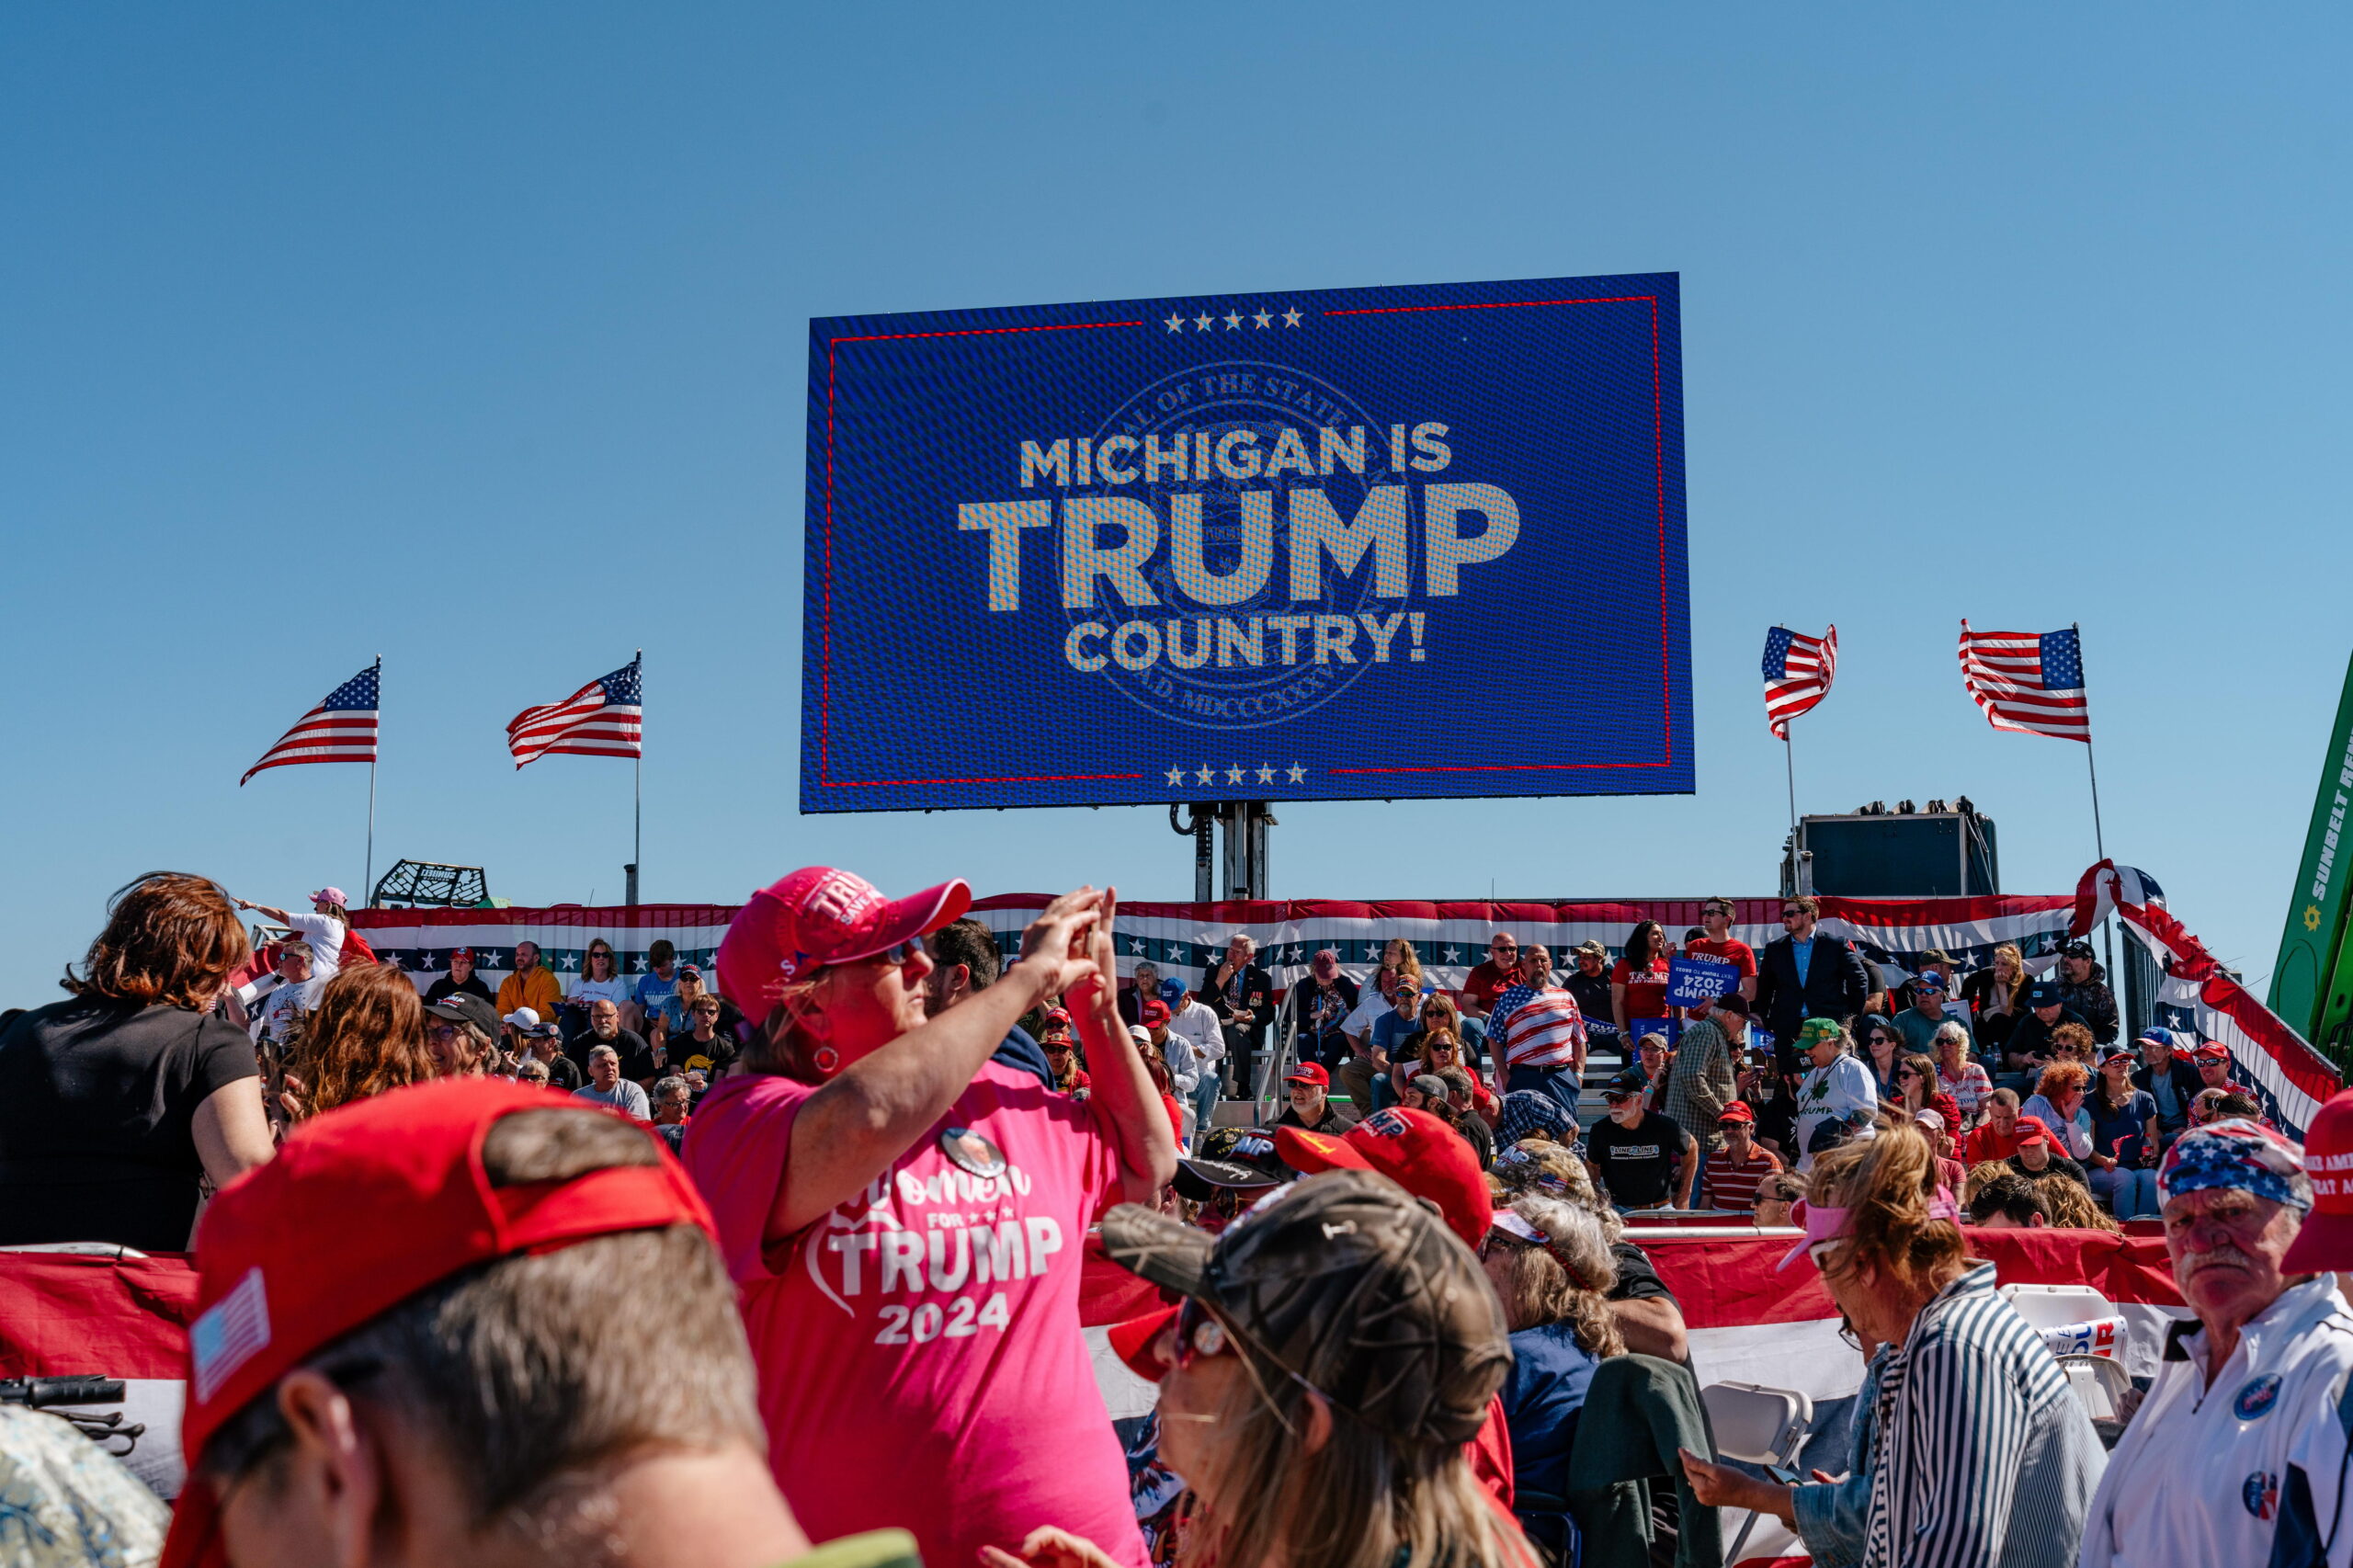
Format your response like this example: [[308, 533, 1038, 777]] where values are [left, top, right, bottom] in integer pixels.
[[686, 868, 1178, 1568]]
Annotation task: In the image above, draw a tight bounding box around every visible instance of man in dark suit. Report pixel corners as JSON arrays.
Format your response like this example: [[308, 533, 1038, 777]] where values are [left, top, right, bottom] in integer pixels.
[[1754, 894, 1872, 1072], [1200, 934, 1275, 1095]]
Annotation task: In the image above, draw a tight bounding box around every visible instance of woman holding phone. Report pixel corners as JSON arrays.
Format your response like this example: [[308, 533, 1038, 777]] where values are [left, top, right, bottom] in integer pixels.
[[2086, 1046, 2162, 1219]]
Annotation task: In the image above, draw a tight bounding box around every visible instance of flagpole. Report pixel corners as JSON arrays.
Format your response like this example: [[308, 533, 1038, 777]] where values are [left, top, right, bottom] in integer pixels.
[[363, 656, 380, 905], [1784, 722, 1798, 841], [2075, 622, 2116, 983], [631, 649, 642, 907]]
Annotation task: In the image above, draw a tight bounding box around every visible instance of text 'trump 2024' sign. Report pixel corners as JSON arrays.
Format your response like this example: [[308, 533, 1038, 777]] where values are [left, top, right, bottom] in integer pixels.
[[801, 273, 1691, 813]]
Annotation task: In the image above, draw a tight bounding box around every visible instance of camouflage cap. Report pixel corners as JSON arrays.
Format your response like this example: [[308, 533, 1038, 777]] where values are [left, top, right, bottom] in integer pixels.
[[1099, 1167, 1511, 1445]]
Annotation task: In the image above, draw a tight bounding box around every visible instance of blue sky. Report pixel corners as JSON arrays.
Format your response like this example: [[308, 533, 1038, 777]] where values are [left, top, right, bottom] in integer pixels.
[[5, 5, 2347, 1006]]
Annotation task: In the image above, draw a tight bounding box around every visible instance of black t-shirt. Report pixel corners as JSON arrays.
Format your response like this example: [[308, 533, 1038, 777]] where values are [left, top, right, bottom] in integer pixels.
[[1608, 1240, 1680, 1307], [671, 1030, 737, 1076], [571, 1028, 659, 1084], [1585, 1111, 1691, 1209], [1273, 1102, 1350, 1134], [423, 973, 494, 1006], [529, 1051, 585, 1092], [0, 997, 261, 1252]]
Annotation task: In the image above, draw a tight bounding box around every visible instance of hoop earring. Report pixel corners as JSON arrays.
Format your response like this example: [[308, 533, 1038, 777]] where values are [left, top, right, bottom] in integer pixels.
[[812, 1045, 840, 1076]]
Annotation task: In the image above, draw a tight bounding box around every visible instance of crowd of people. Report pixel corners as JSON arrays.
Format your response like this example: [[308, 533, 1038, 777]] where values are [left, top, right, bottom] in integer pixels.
[[9, 871, 2353, 1568]]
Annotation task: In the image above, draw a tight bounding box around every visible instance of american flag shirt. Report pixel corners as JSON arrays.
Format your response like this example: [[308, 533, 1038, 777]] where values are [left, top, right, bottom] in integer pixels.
[[1488, 983, 1588, 1073]]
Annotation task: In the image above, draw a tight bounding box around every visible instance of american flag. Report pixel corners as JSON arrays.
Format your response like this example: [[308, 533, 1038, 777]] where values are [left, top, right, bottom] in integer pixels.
[[507, 655, 643, 767], [189, 1267, 272, 1402], [1761, 624, 1837, 739], [1959, 621, 2091, 742], [241, 661, 381, 785]]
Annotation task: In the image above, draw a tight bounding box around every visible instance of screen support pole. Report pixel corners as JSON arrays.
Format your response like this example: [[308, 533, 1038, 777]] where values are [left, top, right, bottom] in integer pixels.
[[1222, 802, 1274, 902]]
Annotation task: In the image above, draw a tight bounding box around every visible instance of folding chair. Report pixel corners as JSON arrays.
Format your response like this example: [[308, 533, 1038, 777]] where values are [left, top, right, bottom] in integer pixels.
[[1700, 1381, 1813, 1565], [1997, 1282, 2116, 1328], [2056, 1352, 2134, 1423]]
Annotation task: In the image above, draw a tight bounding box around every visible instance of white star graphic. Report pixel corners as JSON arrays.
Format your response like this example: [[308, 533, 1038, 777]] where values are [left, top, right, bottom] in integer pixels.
[[1194, 312, 1213, 331], [1256, 765, 1275, 784], [1286, 764, 1306, 782], [1165, 766, 1185, 785], [1127, 937, 1146, 955], [1225, 766, 1245, 784], [1224, 312, 1242, 330], [1165, 313, 1184, 333], [1197, 765, 1214, 784], [1254, 309, 1272, 328], [1444, 946, 1462, 963], [1282, 306, 1302, 326]]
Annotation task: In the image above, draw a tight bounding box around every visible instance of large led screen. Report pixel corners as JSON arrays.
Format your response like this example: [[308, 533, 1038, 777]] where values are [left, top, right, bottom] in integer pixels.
[[802, 272, 1691, 812]]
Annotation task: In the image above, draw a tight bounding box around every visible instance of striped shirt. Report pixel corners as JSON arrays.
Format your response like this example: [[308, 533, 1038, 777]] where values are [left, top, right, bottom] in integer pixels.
[[1701, 1143, 1781, 1210], [1859, 1263, 2105, 1568], [1488, 983, 1587, 1072], [1938, 1060, 1994, 1119]]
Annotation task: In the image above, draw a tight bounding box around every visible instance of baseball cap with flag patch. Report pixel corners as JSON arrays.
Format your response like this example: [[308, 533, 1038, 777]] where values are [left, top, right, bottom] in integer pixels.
[[162, 1077, 713, 1568], [716, 866, 971, 1014]]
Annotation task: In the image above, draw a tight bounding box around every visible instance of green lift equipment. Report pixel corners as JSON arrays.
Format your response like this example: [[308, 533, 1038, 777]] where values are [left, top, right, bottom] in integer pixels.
[[2271, 646, 2353, 1073]]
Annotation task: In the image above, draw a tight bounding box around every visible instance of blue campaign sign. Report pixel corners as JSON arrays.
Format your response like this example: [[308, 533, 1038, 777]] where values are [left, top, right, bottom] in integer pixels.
[[1666, 953, 1737, 1007], [802, 274, 1691, 812]]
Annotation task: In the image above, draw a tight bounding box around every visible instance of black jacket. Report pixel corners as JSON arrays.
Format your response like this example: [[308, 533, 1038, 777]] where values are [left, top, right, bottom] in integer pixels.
[[1200, 960, 1275, 1042], [2133, 1056, 2205, 1134], [2058, 967, 2121, 1045], [1753, 933, 1872, 1047], [2004, 1007, 2089, 1070]]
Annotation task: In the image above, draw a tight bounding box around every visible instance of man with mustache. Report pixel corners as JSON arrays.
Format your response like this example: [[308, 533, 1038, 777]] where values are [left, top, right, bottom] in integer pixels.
[[2080, 1110, 2353, 1566]]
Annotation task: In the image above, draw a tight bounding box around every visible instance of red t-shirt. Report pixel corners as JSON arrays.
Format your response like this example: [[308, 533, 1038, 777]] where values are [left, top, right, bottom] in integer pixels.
[[1468, 1392, 1516, 1507], [683, 1065, 1145, 1568], [1462, 960, 1518, 1012], [1961, 1122, 2025, 1165], [1611, 957, 1673, 1023], [1682, 937, 1757, 978]]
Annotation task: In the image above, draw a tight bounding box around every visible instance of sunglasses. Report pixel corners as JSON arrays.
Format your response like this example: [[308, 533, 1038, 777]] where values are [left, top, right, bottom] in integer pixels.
[[426, 1023, 462, 1045], [1779, 911, 1804, 920], [1172, 1299, 1235, 1369]]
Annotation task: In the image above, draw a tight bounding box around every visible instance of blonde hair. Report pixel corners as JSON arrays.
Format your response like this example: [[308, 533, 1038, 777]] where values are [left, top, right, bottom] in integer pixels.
[[1806, 1119, 1967, 1297], [1183, 1340, 1536, 1568], [1961, 1160, 2012, 1205], [2035, 1176, 2121, 1233], [1384, 938, 1425, 990], [1492, 1197, 1625, 1358]]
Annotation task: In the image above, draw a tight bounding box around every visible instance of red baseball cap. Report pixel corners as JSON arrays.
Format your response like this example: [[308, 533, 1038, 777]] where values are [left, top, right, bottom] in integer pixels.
[[1283, 1062, 1330, 1087], [2283, 1090, 2353, 1273], [161, 1078, 714, 1568], [1276, 1107, 1492, 1248], [2012, 1114, 2053, 1148], [1107, 1303, 1182, 1381], [2195, 1043, 2232, 1065], [1717, 1100, 1756, 1125], [715, 866, 971, 1015], [1139, 998, 1171, 1028]]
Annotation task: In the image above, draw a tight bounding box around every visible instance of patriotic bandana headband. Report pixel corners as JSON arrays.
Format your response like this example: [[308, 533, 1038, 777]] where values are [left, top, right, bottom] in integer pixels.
[[2157, 1119, 2309, 1211], [1777, 1188, 1961, 1272]]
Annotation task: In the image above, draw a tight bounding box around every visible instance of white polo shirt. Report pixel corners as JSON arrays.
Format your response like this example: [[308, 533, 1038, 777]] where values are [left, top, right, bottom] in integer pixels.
[[2080, 1276, 2353, 1568]]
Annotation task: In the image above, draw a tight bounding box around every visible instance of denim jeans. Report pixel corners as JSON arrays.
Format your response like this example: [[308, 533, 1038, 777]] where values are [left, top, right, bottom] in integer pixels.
[[1189, 1073, 1222, 1151], [2093, 1165, 2161, 1221], [1505, 1064, 1582, 1115]]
